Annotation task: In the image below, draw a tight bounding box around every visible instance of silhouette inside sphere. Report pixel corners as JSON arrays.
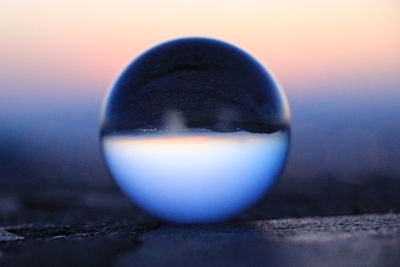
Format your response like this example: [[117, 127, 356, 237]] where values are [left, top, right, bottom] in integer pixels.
[[101, 37, 290, 223]]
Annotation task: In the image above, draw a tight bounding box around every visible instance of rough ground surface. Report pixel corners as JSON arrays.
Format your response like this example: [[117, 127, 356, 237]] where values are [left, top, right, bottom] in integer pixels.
[[0, 177, 399, 267]]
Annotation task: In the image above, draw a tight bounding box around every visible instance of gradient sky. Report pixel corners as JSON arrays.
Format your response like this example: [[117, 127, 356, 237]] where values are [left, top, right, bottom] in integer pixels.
[[0, 0, 399, 187], [1, 0, 399, 98]]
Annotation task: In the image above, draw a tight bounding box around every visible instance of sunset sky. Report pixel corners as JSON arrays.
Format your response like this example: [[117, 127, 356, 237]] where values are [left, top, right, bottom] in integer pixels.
[[0, 0, 399, 187]]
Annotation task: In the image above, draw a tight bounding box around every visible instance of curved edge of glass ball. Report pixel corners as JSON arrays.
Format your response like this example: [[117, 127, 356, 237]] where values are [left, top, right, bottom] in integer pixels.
[[100, 37, 291, 223], [101, 37, 290, 137]]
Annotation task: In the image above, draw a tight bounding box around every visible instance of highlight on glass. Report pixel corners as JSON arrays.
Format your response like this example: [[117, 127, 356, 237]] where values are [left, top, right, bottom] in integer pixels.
[[100, 37, 291, 223]]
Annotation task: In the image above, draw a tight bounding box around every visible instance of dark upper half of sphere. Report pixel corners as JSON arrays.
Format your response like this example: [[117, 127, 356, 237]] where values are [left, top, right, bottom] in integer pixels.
[[101, 37, 290, 135]]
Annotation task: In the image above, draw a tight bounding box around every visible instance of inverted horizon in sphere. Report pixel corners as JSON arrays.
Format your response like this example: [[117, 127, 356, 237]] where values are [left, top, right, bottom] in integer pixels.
[[102, 131, 289, 223], [101, 37, 290, 136], [100, 37, 291, 223]]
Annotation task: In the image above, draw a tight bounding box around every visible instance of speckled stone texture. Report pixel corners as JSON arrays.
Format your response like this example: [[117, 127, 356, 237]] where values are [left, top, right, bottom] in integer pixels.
[[0, 177, 399, 267]]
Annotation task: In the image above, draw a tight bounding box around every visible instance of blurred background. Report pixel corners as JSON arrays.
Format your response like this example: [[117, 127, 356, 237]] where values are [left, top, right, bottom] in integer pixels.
[[1, 0, 399, 190]]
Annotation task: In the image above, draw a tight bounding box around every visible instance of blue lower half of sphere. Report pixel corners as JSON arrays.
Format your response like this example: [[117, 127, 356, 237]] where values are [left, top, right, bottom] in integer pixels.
[[102, 130, 289, 223]]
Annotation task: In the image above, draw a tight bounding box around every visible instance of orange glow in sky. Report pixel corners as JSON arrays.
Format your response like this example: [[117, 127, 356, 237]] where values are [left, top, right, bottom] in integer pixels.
[[1, 0, 399, 100], [1, 0, 399, 186]]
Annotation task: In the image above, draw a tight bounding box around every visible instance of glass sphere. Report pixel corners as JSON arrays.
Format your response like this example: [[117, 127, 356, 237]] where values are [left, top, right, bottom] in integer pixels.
[[100, 37, 290, 223]]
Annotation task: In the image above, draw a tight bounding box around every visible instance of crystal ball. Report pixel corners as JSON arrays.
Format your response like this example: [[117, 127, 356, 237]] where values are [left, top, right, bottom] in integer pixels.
[[100, 37, 290, 223]]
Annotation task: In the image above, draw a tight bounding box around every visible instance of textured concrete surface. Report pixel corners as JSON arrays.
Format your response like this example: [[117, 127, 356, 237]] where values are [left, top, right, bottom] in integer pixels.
[[121, 214, 400, 267], [0, 212, 399, 267], [0, 177, 399, 267]]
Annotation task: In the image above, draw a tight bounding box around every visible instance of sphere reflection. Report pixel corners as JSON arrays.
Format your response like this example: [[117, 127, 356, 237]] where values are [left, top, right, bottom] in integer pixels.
[[100, 37, 290, 223]]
